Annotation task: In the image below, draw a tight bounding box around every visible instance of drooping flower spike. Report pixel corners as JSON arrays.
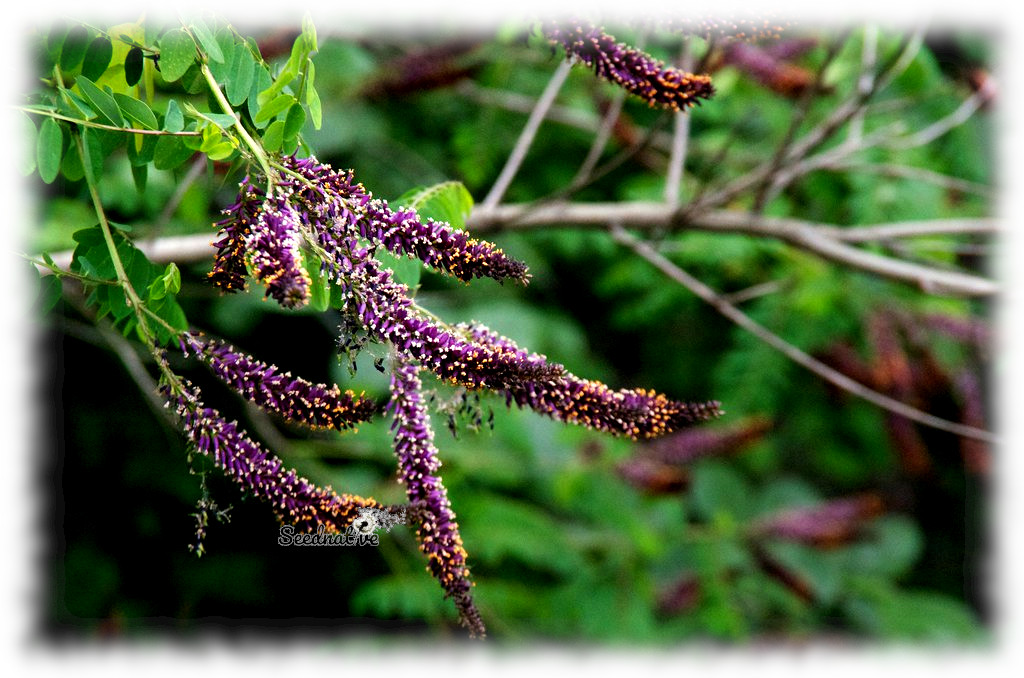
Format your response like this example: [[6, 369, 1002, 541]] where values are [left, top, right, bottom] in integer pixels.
[[209, 156, 529, 300], [164, 379, 381, 534], [388, 355, 485, 637], [208, 174, 262, 294], [313, 234, 721, 438], [462, 323, 723, 438], [182, 332, 377, 431], [243, 192, 312, 309], [323, 236, 563, 390], [281, 155, 530, 285], [544, 22, 715, 111]]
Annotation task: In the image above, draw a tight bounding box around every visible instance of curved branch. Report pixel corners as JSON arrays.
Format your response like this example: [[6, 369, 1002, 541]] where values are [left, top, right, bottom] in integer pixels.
[[480, 60, 572, 209], [609, 226, 998, 445], [469, 203, 999, 296], [37, 204, 998, 298]]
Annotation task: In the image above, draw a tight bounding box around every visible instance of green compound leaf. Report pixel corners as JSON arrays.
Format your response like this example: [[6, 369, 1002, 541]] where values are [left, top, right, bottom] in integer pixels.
[[76, 76, 125, 127], [81, 36, 113, 81], [206, 142, 236, 161], [60, 143, 84, 181], [247, 67, 273, 129], [150, 296, 189, 344], [198, 125, 235, 160], [113, 93, 158, 130], [124, 46, 144, 86], [147, 262, 181, 301], [394, 181, 474, 230], [281, 134, 299, 156], [126, 131, 157, 166], [70, 226, 114, 279], [257, 30, 310, 107], [79, 127, 105, 184], [377, 250, 422, 291], [61, 88, 96, 120], [158, 28, 196, 82], [130, 162, 148, 193], [36, 117, 64, 184], [301, 14, 318, 53], [308, 271, 330, 312], [306, 85, 322, 130]]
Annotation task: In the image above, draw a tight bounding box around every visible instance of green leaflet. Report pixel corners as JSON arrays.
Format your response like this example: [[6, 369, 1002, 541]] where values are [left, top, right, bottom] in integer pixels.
[[124, 46, 144, 86], [225, 42, 256, 106], [75, 76, 124, 127], [81, 36, 113, 81], [158, 28, 196, 83], [189, 18, 225, 63], [36, 118, 64, 184], [113, 93, 158, 130]]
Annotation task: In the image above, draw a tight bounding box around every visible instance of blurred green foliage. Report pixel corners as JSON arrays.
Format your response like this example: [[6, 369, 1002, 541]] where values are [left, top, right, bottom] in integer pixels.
[[31, 17, 992, 644]]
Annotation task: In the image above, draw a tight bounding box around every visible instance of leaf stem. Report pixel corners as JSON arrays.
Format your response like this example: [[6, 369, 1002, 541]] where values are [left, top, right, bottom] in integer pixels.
[[200, 61, 274, 187], [18, 106, 200, 136]]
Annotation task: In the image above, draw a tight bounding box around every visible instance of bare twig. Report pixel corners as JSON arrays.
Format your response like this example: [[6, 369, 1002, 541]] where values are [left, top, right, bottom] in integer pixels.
[[480, 60, 572, 209], [753, 33, 848, 211], [38, 205, 997, 297], [456, 80, 679, 153], [455, 80, 597, 132], [692, 27, 925, 215], [469, 203, 998, 296], [849, 24, 879, 144], [570, 90, 627, 189], [719, 279, 788, 305], [609, 226, 998, 444], [823, 162, 993, 198], [665, 41, 694, 207], [826, 218, 999, 242], [884, 90, 988, 150]]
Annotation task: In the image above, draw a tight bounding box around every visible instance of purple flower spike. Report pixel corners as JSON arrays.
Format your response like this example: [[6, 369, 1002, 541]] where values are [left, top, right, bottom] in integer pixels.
[[465, 323, 723, 438], [545, 23, 715, 111], [327, 238, 564, 391], [209, 176, 264, 293], [279, 155, 530, 286], [388, 356, 485, 638], [360, 199, 530, 284], [244, 191, 312, 308], [210, 155, 530, 306], [184, 333, 377, 431], [164, 380, 381, 533]]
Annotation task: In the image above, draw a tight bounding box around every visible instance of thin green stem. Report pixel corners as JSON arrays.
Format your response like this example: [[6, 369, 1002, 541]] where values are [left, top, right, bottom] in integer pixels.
[[200, 61, 273, 186], [23, 253, 117, 285], [75, 132, 146, 319], [19, 106, 200, 136], [72, 128, 186, 390]]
